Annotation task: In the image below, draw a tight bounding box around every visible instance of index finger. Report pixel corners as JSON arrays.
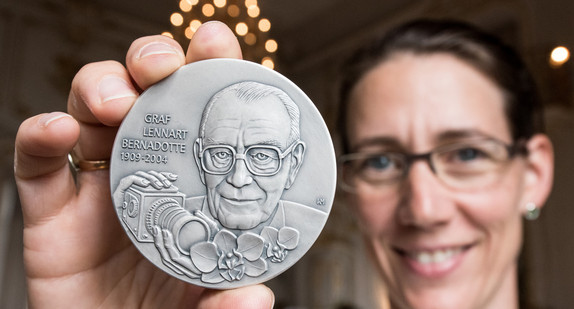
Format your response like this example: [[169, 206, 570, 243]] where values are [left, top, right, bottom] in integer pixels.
[[125, 21, 242, 90]]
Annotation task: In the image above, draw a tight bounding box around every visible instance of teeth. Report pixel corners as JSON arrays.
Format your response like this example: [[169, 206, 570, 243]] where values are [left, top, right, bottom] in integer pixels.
[[410, 248, 462, 264], [418, 252, 432, 264]]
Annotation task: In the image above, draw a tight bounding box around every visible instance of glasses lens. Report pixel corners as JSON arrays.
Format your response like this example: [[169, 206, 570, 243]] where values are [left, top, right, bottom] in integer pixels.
[[246, 147, 281, 175], [202, 146, 234, 173], [340, 153, 405, 190], [433, 139, 511, 189]]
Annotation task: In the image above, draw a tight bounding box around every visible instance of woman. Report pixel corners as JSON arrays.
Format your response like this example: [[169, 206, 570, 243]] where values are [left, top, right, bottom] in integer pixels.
[[337, 20, 554, 308]]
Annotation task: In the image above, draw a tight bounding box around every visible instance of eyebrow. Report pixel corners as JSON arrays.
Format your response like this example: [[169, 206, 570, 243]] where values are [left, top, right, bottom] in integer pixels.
[[203, 137, 225, 146], [203, 138, 283, 148], [350, 129, 496, 153], [435, 129, 495, 143], [249, 118, 275, 123], [350, 137, 403, 152]]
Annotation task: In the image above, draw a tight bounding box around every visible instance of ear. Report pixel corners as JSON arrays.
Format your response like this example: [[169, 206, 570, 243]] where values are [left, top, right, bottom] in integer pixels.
[[193, 138, 206, 185], [284, 141, 306, 189], [520, 134, 554, 214]]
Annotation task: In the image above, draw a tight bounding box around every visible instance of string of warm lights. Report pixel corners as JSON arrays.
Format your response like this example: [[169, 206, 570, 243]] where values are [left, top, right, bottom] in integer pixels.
[[162, 0, 277, 69]]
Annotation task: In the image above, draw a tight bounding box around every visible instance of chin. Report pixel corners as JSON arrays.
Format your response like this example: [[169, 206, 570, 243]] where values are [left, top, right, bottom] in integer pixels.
[[218, 212, 263, 230], [386, 263, 493, 309], [400, 289, 472, 309]]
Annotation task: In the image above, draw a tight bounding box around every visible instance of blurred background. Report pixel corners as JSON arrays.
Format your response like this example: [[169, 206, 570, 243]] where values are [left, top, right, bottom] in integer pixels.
[[1, 0, 573, 308]]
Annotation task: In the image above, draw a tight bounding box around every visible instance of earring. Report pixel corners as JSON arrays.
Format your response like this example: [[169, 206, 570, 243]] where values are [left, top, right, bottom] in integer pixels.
[[524, 202, 540, 221]]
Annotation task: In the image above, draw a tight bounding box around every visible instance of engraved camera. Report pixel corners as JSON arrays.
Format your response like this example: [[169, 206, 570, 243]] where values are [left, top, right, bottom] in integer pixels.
[[121, 185, 185, 243]]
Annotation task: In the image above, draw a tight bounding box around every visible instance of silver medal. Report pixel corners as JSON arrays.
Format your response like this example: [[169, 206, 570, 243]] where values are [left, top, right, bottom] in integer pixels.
[[110, 59, 336, 289]]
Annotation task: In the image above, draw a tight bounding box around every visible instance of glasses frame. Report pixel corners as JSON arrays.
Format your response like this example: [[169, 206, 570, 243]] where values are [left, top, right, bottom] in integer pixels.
[[199, 140, 300, 176], [338, 137, 528, 191]]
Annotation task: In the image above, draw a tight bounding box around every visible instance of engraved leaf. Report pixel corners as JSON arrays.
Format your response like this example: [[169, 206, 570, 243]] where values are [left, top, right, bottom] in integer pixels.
[[245, 258, 268, 277], [260, 226, 279, 244], [213, 230, 237, 253], [190, 242, 219, 273], [237, 233, 264, 261], [278, 227, 299, 250], [202, 270, 225, 284]]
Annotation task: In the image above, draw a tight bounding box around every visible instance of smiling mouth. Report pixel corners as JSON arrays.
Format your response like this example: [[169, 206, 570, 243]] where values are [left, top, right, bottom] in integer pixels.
[[219, 196, 264, 211], [404, 247, 464, 264], [221, 195, 261, 203], [394, 244, 474, 272]]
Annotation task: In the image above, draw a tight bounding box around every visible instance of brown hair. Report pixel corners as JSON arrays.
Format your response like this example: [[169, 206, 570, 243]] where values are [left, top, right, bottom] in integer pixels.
[[338, 19, 543, 154]]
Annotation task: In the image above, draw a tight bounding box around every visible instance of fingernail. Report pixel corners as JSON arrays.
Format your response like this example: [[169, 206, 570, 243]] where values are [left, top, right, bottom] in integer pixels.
[[199, 20, 223, 33], [98, 76, 137, 104], [137, 42, 180, 59], [38, 112, 73, 128]]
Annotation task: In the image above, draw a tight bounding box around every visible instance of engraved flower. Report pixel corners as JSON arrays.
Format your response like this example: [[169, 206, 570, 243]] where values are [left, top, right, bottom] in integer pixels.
[[219, 248, 245, 281], [190, 230, 267, 283], [260, 226, 299, 263]]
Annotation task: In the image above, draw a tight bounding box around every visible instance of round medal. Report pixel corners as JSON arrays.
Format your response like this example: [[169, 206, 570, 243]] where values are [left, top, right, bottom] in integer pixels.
[[110, 59, 336, 289]]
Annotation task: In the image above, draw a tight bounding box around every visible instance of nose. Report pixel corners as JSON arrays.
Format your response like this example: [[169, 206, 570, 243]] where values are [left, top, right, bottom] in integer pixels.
[[398, 161, 454, 229], [226, 158, 253, 188]]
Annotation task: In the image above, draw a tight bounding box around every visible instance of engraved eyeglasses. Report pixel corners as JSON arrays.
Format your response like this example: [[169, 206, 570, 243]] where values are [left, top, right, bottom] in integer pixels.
[[199, 141, 301, 176], [338, 138, 528, 192]]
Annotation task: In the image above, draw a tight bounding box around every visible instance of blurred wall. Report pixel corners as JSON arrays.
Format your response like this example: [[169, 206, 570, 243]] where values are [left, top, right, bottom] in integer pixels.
[[1, 0, 573, 308]]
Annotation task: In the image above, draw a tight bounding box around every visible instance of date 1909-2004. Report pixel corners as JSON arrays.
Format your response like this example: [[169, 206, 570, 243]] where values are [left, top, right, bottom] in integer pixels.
[[120, 152, 168, 164]]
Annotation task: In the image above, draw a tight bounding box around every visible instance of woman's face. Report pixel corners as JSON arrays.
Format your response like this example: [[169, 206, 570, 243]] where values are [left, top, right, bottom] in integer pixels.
[[346, 53, 536, 308]]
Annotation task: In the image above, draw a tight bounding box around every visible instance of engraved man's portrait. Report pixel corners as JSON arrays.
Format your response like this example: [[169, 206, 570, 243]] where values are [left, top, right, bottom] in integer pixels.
[[111, 73, 332, 287], [194, 81, 306, 230]]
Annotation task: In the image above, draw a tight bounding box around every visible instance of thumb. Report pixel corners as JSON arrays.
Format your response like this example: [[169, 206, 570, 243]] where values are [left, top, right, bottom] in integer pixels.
[[197, 284, 274, 309], [14, 112, 79, 225]]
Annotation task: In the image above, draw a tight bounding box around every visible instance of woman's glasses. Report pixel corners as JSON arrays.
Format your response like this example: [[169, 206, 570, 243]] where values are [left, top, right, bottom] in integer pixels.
[[338, 138, 527, 192]]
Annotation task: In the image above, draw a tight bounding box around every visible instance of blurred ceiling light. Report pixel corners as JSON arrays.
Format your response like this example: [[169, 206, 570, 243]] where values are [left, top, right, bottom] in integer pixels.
[[161, 32, 174, 39], [190, 19, 202, 32], [184, 27, 193, 39], [202, 4, 215, 17], [245, 33, 257, 45], [550, 46, 570, 67], [170, 13, 184, 26], [265, 39, 277, 53], [214, 0, 226, 8], [227, 4, 240, 17], [262, 57, 274, 69], [235, 22, 248, 36], [247, 5, 260, 18], [179, 0, 192, 12], [245, 0, 257, 7], [166, 0, 277, 68], [258, 18, 270, 32]]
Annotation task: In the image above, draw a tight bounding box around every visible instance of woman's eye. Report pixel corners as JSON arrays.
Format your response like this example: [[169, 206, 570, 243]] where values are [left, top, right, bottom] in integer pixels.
[[454, 148, 484, 161], [363, 155, 393, 170]]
